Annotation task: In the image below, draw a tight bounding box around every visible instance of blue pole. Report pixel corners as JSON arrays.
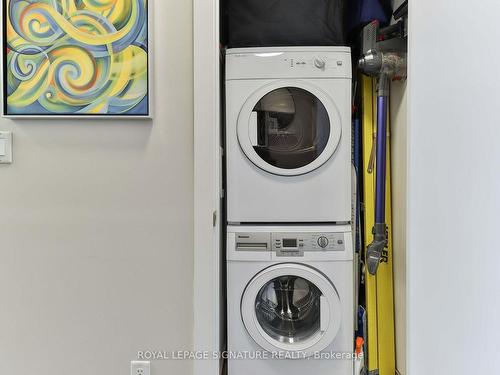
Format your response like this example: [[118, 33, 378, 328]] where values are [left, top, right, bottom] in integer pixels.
[[375, 95, 388, 224], [365, 74, 390, 276]]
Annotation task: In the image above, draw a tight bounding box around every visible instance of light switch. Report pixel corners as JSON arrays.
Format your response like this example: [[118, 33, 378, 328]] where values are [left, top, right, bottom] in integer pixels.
[[0, 131, 12, 164], [0, 139, 6, 156]]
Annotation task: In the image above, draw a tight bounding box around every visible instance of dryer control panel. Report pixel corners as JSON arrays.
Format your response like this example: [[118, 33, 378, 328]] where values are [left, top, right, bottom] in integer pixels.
[[226, 47, 352, 81]]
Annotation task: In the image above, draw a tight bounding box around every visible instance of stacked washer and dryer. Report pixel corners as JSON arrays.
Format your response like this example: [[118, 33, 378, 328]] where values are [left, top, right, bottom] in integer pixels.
[[225, 47, 354, 375]]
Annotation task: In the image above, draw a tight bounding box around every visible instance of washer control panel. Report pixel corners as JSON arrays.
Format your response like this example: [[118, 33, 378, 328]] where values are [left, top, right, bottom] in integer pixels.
[[235, 231, 347, 256], [272, 232, 346, 257]]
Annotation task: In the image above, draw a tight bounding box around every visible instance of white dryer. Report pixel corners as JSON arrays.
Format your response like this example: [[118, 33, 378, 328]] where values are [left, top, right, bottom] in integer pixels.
[[225, 47, 352, 223], [227, 225, 354, 375]]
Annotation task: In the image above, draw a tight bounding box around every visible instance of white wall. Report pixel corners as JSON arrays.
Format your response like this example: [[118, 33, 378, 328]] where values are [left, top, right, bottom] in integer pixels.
[[389, 2, 408, 374], [408, 1, 500, 374], [391, 80, 407, 375], [0, 1, 194, 375]]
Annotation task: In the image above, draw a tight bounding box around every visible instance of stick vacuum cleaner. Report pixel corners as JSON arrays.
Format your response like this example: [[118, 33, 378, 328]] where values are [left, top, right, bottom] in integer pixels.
[[358, 2, 408, 276]]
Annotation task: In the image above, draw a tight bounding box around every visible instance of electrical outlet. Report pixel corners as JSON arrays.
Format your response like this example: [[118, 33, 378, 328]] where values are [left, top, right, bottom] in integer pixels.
[[131, 361, 150, 375]]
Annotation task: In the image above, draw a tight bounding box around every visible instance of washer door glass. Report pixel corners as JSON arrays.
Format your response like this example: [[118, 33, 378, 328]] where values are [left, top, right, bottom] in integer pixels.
[[252, 87, 330, 170], [241, 263, 342, 356], [255, 275, 321, 344]]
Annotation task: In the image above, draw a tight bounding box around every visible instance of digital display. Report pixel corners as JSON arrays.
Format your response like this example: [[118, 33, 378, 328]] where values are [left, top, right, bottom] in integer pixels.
[[282, 239, 297, 248]]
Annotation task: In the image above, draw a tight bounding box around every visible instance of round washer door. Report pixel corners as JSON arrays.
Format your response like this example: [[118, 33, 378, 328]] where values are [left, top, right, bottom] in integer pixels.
[[241, 263, 342, 357], [237, 81, 342, 176]]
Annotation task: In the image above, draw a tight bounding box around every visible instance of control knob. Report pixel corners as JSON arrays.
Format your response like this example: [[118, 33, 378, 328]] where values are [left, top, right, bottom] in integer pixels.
[[318, 236, 329, 248], [314, 58, 326, 70]]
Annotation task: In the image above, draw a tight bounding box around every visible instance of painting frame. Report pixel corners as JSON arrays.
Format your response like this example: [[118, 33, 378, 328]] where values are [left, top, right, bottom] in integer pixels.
[[1, 0, 153, 119]]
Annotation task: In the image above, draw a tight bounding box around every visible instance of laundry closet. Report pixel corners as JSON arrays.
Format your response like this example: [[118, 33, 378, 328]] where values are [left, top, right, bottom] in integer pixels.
[[192, 1, 500, 375], [216, 1, 408, 375]]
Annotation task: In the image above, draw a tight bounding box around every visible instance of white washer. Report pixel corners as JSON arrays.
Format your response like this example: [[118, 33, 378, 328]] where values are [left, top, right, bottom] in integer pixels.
[[226, 47, 352, 223], [227, 225, 354, 375]]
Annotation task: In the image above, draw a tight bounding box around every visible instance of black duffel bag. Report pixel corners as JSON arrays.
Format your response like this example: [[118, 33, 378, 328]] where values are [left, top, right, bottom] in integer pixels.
[[226, 0, 345, 47]]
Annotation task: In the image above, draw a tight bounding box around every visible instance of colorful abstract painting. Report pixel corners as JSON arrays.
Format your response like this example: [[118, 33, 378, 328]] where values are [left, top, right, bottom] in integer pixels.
[[3, 0, 149, 116]]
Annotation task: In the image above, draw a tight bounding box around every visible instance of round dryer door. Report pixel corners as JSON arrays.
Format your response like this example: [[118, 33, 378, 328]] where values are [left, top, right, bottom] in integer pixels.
[[241, 263, 342, 357], [237, 81, 342, 176]]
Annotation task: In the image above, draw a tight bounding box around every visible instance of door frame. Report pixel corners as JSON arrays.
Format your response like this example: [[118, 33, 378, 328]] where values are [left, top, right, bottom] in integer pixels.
[[193, 0, 221, 375]]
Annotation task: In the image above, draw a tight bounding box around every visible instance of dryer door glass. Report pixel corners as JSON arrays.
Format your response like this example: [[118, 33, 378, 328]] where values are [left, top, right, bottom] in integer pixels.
[[252, 87, 330, 170], [255, 275, 322, 343]]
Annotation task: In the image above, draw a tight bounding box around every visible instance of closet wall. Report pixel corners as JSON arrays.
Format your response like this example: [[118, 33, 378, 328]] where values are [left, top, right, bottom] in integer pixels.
[[391, 80, 407, 375], [390, 1, 408, 374], [407, 1, 500, 374]]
